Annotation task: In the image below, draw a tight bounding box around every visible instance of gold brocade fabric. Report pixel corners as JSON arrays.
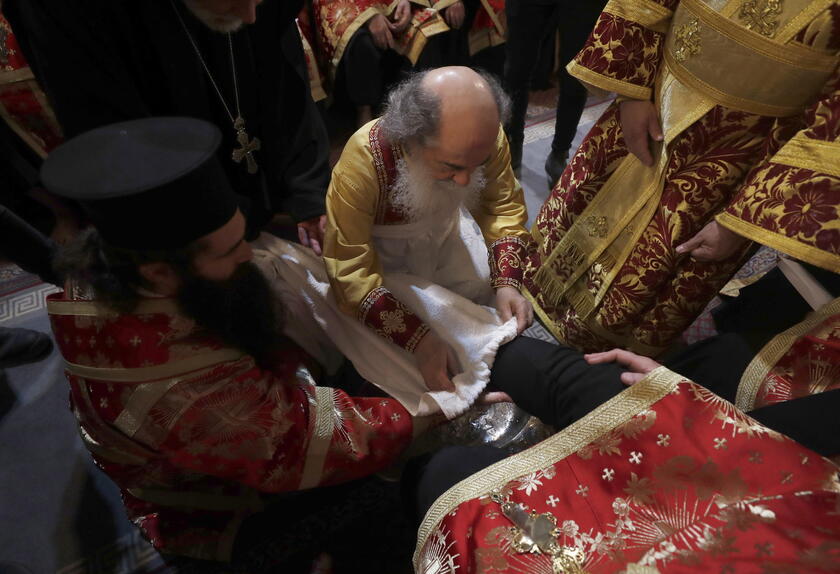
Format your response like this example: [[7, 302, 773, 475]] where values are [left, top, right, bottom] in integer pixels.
[[665, 0, 838, 117], [323, 121, 529, 318], [524, 0, 840, 355]]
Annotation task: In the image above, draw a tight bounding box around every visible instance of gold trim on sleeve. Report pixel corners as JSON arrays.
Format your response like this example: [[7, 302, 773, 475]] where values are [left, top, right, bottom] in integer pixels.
[[715, 212, 840, 273], [773, 136, 840, 179], [299, 385, 336, 489], [604, 0, 675, 34], [566, 60, 653, 101], [47, 297, 181, 317], [735, 296, 840, 410], [0, 67, 35, 84], [413, 366, 684, 568], [74, 381, 158, 465], [115, 379, 182, 438], [61, 350, 248, 383]]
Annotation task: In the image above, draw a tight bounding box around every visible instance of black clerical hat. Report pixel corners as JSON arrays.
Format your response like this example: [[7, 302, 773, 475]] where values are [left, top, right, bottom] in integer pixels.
[[41, 117, 239, 250]]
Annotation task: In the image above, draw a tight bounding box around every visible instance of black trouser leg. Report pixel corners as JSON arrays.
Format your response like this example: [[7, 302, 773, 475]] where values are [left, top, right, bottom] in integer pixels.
[[234, 477, 414, 573], [404, 445, 507, 523], [0, 204, 60, 285], [489, 336, 627, 429], [748, 391, 840, 457], [413, 33, 447, 70], [663, 332, 754, 403], [340, 28, 386, 107], [407, 337, 626, 521], [551, 0, 606, 155], [503, 0, 558, 149]]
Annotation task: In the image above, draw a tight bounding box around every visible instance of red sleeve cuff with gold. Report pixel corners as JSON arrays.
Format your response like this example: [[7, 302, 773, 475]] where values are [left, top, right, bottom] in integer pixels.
[[358, 286, 430, 352], [567, 0, 675, 101], [489, 236, 528, 290], [717, 133, 840, 274]]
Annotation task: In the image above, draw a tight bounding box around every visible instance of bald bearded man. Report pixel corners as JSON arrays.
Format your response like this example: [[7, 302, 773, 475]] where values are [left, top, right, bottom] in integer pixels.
[[317, 67, 534, 416]]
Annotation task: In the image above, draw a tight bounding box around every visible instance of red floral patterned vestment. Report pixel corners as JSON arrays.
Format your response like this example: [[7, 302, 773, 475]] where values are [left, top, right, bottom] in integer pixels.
[[524, 0, 840, 356], [47, 292, 413, 561]]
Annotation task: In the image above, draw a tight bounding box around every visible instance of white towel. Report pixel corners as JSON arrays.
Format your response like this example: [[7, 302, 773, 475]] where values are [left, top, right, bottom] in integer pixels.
[[253, 235, 518, 418]]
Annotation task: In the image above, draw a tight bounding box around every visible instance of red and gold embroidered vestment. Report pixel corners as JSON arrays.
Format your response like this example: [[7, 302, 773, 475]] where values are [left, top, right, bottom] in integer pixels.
[[524, 0, 840, 355], [415, 365, 840, 572], [0, 12, 63, 156], [311, 0, 506, 74], [47, 292, 413, 561]]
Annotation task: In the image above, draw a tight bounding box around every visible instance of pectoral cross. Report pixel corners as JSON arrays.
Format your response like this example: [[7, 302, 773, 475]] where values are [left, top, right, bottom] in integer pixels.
[[494, 493, 587, 573], [232, 116, 261, 174]]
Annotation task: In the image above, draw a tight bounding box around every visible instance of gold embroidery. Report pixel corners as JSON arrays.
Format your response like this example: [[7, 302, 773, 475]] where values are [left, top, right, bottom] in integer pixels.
[[299, 384, 335, 489], [673, 18, 702, 62], [380, 309, 407, 334], [489, 488, 587, 573], [585, 215, 609, 238], [413, 368, 682, 567], [738, 0, 783, 38]]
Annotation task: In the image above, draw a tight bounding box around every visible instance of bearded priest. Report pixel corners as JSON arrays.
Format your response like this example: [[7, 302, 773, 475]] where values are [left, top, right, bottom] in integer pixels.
[[43, 116, 636, 565], [321, 66, 536, 418]]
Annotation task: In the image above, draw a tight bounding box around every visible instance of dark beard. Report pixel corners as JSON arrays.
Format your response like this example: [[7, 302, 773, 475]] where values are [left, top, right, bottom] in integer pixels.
[[176, 262, 284, 367]]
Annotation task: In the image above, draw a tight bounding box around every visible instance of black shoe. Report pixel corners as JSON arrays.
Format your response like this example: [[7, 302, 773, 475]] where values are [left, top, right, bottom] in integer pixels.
[[544, 149, 569, 188], [0, 326, 53, 369]]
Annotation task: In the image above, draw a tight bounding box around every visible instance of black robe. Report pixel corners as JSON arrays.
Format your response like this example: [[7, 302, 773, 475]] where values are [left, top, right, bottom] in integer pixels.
[[5, 0, 329, 234]]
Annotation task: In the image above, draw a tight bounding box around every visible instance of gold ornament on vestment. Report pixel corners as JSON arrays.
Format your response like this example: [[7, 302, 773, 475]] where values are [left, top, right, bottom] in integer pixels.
[[738, 0, 784, 37]]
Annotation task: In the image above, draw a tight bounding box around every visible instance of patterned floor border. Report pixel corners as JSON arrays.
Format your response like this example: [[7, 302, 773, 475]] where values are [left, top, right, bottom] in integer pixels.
[[0, 282, 60, 323]]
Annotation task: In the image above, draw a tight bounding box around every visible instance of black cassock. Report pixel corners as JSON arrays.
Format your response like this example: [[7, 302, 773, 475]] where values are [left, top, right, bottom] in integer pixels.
[[5, 0, 329, 235]]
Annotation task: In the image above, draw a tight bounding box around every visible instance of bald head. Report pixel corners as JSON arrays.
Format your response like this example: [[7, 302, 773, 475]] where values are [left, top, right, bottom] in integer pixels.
[[380, 67, 510, 187], [421, 67, 500, 132]]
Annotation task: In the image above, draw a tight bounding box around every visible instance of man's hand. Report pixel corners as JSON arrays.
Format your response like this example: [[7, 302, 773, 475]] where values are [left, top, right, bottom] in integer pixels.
[[477, 391, 513, 404], [443, 1, 465, 29], [414, 331, 459, 392], [676, 220, 749, 262], [367, 14, 395, 50], [297, 215, 327, 255], [391, 0, 411, 32], [495, 286, 533, 334], [584, 348, 660, 385], [618, 99, 663, 167]]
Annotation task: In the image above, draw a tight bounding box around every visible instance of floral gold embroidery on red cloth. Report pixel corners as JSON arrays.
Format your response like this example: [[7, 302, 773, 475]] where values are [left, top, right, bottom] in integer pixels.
[[489, 236, 528, 289], [574, 11, 666, 90], [359, 286, 430, 351]]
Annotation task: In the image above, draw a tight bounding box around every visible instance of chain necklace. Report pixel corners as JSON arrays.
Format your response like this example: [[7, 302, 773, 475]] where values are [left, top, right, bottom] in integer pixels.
[[171, 0, 261, 174]]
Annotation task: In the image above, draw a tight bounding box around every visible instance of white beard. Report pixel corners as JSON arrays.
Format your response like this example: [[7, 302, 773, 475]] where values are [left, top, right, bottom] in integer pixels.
[[390, 158, 485, 222], [182, 0, 244, 33]]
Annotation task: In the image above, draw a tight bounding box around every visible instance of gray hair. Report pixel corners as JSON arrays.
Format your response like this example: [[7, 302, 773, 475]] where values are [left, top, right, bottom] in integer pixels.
[[380, 68, 511, 146]]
